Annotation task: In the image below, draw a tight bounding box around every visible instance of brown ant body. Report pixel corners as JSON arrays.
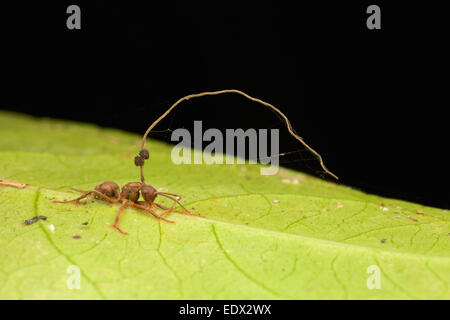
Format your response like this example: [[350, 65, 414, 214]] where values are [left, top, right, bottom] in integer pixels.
[[54, 178, 196, 235]]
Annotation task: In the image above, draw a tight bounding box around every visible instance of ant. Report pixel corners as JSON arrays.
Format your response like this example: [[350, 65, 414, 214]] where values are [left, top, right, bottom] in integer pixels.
[[54, 149, 197, 235]]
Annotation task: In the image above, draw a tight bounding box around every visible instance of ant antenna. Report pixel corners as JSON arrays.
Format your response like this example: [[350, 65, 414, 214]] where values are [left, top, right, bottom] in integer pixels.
[[135, 89, 339, 182]]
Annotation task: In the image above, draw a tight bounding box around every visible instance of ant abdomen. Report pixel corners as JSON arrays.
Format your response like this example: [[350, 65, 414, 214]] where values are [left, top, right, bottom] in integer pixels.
[[95, 181, 120, 199]]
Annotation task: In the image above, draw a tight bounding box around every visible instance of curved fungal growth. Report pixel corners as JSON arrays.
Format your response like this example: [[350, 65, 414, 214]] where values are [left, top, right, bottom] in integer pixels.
[[137, 89, 338, 182]]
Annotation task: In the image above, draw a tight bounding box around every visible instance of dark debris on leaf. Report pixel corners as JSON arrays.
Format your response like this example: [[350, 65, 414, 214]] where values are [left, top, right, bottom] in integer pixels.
[[24, 216, 48, 225]]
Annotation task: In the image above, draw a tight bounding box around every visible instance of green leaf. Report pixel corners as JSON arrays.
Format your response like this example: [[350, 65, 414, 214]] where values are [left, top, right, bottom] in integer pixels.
[[0, 110, 449, 299]]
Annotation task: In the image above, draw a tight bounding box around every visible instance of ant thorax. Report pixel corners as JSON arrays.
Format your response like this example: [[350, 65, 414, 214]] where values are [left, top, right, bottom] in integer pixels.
[[120, 182, 141, 203]]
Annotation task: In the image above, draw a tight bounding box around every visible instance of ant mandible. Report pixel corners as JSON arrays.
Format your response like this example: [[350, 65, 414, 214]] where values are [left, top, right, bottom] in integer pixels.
[[54, 149, 197, 235]]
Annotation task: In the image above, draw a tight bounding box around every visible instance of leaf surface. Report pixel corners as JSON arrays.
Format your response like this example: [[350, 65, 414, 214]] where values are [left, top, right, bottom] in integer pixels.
[[0, 111, 449, 299]]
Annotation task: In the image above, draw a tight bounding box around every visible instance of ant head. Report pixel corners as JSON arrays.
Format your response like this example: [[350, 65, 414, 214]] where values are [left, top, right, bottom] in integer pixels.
[[141, 184, 157, 203], [120, 182, 142, 203]]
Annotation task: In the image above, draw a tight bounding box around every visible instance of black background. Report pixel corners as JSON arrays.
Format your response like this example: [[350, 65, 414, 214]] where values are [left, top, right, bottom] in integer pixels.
[[1, 1, 448, 209]]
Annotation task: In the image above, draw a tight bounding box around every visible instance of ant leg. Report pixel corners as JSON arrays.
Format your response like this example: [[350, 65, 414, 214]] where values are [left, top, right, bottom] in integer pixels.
[[88, 190, 120, 204], [153, 202, 176, 218], [113, 201, 129, 235], [156, 193, 191, 214], [131, 201, 175, 221], [133, 201, 176, 220], [70, 187, 119, 203], [70, 187, 90, 193], [135, 201, 172, 212], [155, 192, 198, 216], [129, 202, 175, 224], [53, 189, 118, 205], [53, 191, 92, 205]]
